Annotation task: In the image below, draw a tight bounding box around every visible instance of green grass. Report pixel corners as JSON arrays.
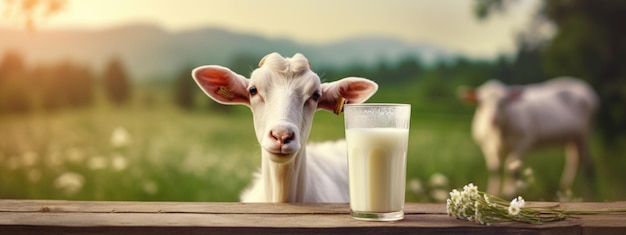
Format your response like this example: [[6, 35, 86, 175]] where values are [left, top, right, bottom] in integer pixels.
[[0, 103, 260, 201], [1, 86, 625, 202]]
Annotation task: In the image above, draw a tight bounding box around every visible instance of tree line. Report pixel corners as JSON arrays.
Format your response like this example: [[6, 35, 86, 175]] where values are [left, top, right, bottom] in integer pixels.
[[0, 51, 132, 113]]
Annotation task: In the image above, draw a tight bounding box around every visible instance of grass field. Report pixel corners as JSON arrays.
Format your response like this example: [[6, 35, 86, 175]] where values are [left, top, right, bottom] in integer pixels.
[[1, 86, 625, 202]]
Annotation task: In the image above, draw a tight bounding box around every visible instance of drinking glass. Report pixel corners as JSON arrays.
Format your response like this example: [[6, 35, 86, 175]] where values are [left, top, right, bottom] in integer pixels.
[[344, 103, 411, 221]]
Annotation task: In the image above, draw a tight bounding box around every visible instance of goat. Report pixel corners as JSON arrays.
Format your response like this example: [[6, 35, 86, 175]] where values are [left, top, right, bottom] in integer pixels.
[[192, 53, 378, 202], [460, 77, 597, 197]]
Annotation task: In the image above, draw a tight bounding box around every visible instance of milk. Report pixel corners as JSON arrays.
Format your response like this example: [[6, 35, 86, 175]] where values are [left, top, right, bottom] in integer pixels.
[[346, 127, 409, 213]]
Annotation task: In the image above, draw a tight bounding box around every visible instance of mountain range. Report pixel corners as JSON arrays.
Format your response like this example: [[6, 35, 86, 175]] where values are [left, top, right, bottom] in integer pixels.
[[0, 23, 458, 80]]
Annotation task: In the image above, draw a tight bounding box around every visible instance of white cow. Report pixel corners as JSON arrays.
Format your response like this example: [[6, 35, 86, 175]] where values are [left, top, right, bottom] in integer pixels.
[[460, 77, 597, 196], [192, 53, 378, 202]]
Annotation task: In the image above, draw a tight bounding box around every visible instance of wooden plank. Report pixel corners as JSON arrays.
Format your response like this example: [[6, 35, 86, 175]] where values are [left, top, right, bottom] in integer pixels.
[[0, 200, 624, 235]]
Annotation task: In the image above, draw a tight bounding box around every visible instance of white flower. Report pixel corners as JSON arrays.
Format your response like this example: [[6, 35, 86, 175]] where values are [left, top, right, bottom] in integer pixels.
[[484, 194, 495, 207], [508, 196, 525, 216], [87, 156, 108, 170], [450, 189, 462, 204], [408, 178, 423, 195], [523, 167, 534, 177], [430, 189, 450, 202], [54, 172, 85, 195], [429, 172, 449, 187], [510, 196, 526, 208], [111, 126, 131, 148], [474, 201, 484, 222], [111, 154, 128, 171], [143, 181, 159, 195], [21, 151, 38, 167], [66, 147, 85, 163], [446, 199, 453, 216], [508, 204, 521, 216], [514, 196, 526, 208], [463, 183, 479, 199]]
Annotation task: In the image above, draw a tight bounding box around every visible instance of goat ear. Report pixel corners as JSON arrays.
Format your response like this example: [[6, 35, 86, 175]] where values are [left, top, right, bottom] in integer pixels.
[[192, 65, 250, 105], [318, 77, 378, 114]]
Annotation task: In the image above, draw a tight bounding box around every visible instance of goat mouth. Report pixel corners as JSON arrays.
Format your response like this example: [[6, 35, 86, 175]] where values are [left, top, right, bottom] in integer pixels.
[[267, 149, 295, 156], [262, 143, 298, 155]]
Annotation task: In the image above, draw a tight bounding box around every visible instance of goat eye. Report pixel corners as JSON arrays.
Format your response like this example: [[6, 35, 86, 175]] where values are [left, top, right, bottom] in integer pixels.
[[311, 91, 321, 101], [249, 86, 258, 96]]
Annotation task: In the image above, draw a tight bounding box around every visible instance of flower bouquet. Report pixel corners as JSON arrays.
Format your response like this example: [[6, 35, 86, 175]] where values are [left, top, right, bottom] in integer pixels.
[[446, 183, 626, 225]]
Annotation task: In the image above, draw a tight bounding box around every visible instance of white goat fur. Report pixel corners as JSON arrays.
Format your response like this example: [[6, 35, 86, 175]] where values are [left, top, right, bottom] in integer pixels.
[[192, 53, 378, 202], [463, 77, 597, 196]]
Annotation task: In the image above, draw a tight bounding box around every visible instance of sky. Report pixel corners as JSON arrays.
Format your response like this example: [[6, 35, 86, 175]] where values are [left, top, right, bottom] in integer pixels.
[[1, 0, 542, 59]]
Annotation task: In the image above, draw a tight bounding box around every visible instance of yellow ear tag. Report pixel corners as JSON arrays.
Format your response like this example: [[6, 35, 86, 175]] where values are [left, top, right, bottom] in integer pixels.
[[334, 96, 346, 115], [217, 86, 234, 99]]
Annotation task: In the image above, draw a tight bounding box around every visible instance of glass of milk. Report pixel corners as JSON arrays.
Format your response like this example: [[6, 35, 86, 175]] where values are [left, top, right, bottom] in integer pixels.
[[344, 103, 410, 221]]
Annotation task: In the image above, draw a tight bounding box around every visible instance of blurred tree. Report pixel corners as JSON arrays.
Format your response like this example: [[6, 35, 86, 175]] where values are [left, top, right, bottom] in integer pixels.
[[0, 51, 30, 113], [421, 72, 448, 99], [173, 66, 196, 110], [45, 61, 94, 108], [494, 37, 545, 85], [103, 57, 132, 105], [69, 63, 95, 107], [374, 56, 423, 84], [228, 53, 260, 76], [0, 50, 27, 77], [373, 59, 393, 83], [542, 0, 626, 145], [0, 51, 95, 113], [30, 64, 57, 110], [476, 0, 626, 144], [394, 55, 423, 83], [322, 63, 367, 83], [2, 0, 66, 31]]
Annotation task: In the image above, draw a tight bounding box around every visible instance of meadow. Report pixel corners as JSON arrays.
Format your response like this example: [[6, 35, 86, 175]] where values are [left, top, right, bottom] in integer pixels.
[[1, 84, 624, 203]]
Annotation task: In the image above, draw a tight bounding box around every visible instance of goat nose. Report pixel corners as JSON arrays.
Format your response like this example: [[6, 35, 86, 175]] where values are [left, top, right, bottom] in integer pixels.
[[270, 129, 295, 145]]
